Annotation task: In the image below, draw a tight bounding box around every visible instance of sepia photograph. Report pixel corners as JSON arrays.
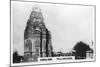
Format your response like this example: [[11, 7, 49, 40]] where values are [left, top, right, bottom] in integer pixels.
[[10, 0, 96, 66]]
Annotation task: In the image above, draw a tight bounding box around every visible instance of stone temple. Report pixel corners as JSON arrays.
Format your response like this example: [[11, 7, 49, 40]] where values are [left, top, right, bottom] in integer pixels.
[[24, 7, 53, 62]]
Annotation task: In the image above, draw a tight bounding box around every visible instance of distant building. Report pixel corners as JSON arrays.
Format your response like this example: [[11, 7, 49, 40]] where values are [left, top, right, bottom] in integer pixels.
[[86, 50, 93, 59], [24, 7, 53, 62]]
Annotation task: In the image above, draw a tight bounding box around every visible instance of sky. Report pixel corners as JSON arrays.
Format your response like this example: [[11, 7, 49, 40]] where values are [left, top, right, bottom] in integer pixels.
[[11, 1, 95, 55]]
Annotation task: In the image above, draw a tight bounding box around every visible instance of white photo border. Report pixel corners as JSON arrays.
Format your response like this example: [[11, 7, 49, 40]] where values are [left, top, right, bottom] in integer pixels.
[[10, 0, 96, 66]]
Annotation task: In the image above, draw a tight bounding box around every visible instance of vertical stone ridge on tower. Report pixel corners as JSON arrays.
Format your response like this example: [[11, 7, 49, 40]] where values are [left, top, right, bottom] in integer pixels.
[[24, 7, 53, 62]]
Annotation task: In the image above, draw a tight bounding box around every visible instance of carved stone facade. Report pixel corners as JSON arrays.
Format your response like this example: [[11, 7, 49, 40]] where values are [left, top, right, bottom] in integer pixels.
[[24, 7, 53, 62]]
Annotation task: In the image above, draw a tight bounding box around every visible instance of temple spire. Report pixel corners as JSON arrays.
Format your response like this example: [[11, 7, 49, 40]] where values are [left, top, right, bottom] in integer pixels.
[[29, 7, 44, 23], [32, 7, 41, 12]]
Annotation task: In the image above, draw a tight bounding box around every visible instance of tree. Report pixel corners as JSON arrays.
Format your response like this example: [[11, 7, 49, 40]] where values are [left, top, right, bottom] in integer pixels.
[[73, 41, 91, 59], [13, 51, 23, 63]]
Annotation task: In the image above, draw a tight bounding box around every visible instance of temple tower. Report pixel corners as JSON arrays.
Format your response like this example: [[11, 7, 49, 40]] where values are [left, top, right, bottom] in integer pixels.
[[24, 7, 53, 62]]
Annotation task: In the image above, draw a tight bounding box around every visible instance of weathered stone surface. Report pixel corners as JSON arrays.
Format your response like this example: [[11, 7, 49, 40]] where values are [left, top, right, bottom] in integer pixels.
[[24, 7, 53, 62]]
